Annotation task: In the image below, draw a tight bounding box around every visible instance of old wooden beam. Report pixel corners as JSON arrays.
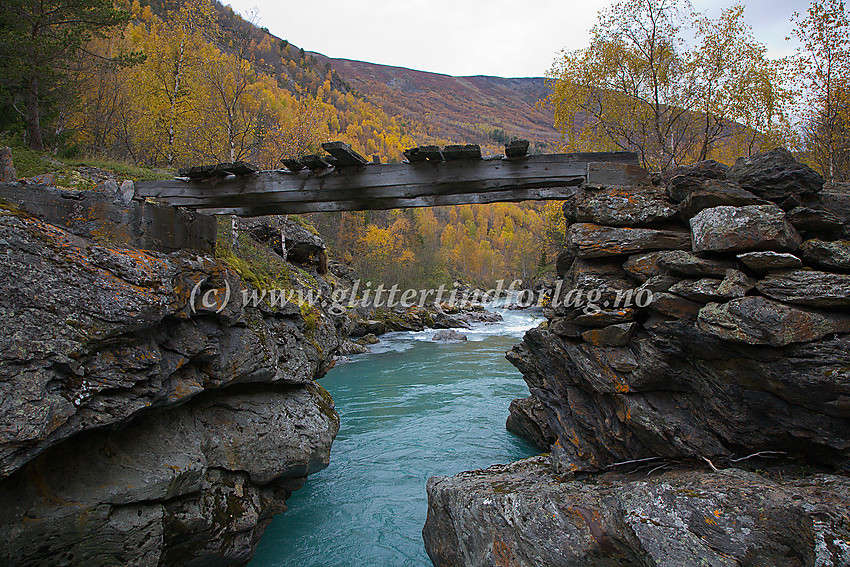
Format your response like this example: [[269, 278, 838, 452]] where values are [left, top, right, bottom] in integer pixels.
[[178, 161, 257, 179], [137, 151, 640, 216], [322, 141, 369, 167]]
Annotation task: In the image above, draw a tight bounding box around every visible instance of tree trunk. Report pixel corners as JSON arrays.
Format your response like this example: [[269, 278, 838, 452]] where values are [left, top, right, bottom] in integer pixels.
[[27, 74, 44, 151]]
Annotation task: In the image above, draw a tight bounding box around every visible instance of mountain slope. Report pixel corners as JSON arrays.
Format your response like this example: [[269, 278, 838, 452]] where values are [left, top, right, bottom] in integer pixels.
[[310, 54, 563, 153]]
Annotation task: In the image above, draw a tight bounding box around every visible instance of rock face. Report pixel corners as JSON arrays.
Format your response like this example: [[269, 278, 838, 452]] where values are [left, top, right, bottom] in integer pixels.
[[426, 149, 850, 567], [424, 457, 850, 567], [504, 397, 555, 451], [0, 184, 342, 565]]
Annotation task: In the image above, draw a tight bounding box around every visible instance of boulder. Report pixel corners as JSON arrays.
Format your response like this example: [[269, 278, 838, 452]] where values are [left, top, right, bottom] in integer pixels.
[[424, 458, 850, 567], [349, 318, 387, 337], [339, 339, 369, 355], [568, 223, 692, 258], [698, 296, 850, 346], [690, 205, 802, 253], [737, 251, 803, 272], [664, 160, 731, 202], [623, 251, 669, 281], [715, 268, 756, 298], [786, 206, 846, 235], [729, 147, 824, 201], [677, 179, 768, 220], [818, 182, 850, 229], [505, 396, 556, 450], [801, 239, 850, 271], [581, 323, 638, 347], [756, 269, 850, 308], [547, 317, 584, 338], [245, 216, 327, 269], [563, 183, 676, 226], [355, 333, 380, 345], [432, 329, 467, 342], [638, 274, 680, 293]]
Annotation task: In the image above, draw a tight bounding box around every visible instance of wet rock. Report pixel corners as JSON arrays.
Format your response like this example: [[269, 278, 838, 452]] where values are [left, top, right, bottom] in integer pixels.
[[729, 147, 824, 201], [756, 269, 850, 308], [786, 206, 846, 235], [563, 183, 676, 226], [581, 323, 637, 347], [677, 179, 768, 220], [690, 205, 802, 253], [801, 239, 850, 271], [432, 330, 467, 342], [648, 292, 703, 318], [664, 160, 731, 202], [424, 458, 850, 567], [698, 296, 850, 346], [737, 251, 803, 271], [355, 333, 380, 345], [339, 339, 369, 355], [349, 318, 387, 337], [505, 396, 556, 450], [568, 223, 692, 258]]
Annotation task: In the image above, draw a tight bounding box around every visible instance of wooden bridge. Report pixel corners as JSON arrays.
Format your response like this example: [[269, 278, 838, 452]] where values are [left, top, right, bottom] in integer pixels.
[[135, 141, 642, 216]]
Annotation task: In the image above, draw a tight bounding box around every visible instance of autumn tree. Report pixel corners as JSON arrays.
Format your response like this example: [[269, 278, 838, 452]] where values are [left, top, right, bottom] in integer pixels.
[[792, 0, 850, 181], [547, 0, 790, 170], [0, 0, 131, 149]]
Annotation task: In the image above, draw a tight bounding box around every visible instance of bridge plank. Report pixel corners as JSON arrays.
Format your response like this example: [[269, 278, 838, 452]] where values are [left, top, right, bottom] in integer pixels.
[[136, 151, 640, 216]]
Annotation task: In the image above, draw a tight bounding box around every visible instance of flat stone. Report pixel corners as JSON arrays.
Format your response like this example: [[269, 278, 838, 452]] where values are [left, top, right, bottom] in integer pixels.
[[638, 274, 681, 293], [570, 308, 637, 327], [699, 296, 850, 346], [564, 184, 676, 226], [729, 147, 824, 201], [756, 269, 850, 308], [690, 205, 802, 253], [677, 179, 768, 220], [648, 292, 703, 319], [800, 239, 850, 271], [581, 323, 638, 347], [656, 250, 736, 276], [623, 252, 669, 281], [670, 278, 724, 302], [432, 330, 467, 342], [568, 223, 692, 258], [716, 268, 757, 298], [737, 251, 803, 272], [786, 206, 845, 235], [605, 347, 640, 372]]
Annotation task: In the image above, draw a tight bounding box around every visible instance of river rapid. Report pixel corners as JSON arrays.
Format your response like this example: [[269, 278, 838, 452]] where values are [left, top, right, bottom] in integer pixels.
[[249, 306, 540, 566]]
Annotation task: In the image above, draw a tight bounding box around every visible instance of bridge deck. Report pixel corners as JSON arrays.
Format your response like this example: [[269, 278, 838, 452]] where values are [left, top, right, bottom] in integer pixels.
[[135, 144, 642, 216]]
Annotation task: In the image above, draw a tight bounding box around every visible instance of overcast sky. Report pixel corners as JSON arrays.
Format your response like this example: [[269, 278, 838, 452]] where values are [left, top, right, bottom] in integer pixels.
[[222, 0, 810, 78]]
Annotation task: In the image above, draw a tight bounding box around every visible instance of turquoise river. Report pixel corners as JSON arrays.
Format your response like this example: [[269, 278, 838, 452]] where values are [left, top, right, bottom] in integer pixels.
[[249, 306, 540, 566]]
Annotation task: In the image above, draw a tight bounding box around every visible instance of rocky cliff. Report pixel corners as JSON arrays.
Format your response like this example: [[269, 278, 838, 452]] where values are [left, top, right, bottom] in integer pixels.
[[0, 179, 342, 565], [424, 149, 850, 566]]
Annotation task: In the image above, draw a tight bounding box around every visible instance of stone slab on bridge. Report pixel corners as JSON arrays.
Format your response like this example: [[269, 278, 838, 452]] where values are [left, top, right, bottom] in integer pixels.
[[135, 142, 642, 217]]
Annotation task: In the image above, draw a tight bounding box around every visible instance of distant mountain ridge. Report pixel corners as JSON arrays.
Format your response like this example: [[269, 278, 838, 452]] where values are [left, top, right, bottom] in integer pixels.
[[308, 53, 564, 153]]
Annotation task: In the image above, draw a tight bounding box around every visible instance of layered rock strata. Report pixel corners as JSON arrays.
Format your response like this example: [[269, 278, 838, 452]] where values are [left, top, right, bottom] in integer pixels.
[[426, 150, 850, 566], [0, 182, 341, 565]]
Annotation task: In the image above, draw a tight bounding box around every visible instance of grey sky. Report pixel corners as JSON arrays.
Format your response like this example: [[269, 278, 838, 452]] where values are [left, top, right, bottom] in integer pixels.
[[224, 0, 811, 78]]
